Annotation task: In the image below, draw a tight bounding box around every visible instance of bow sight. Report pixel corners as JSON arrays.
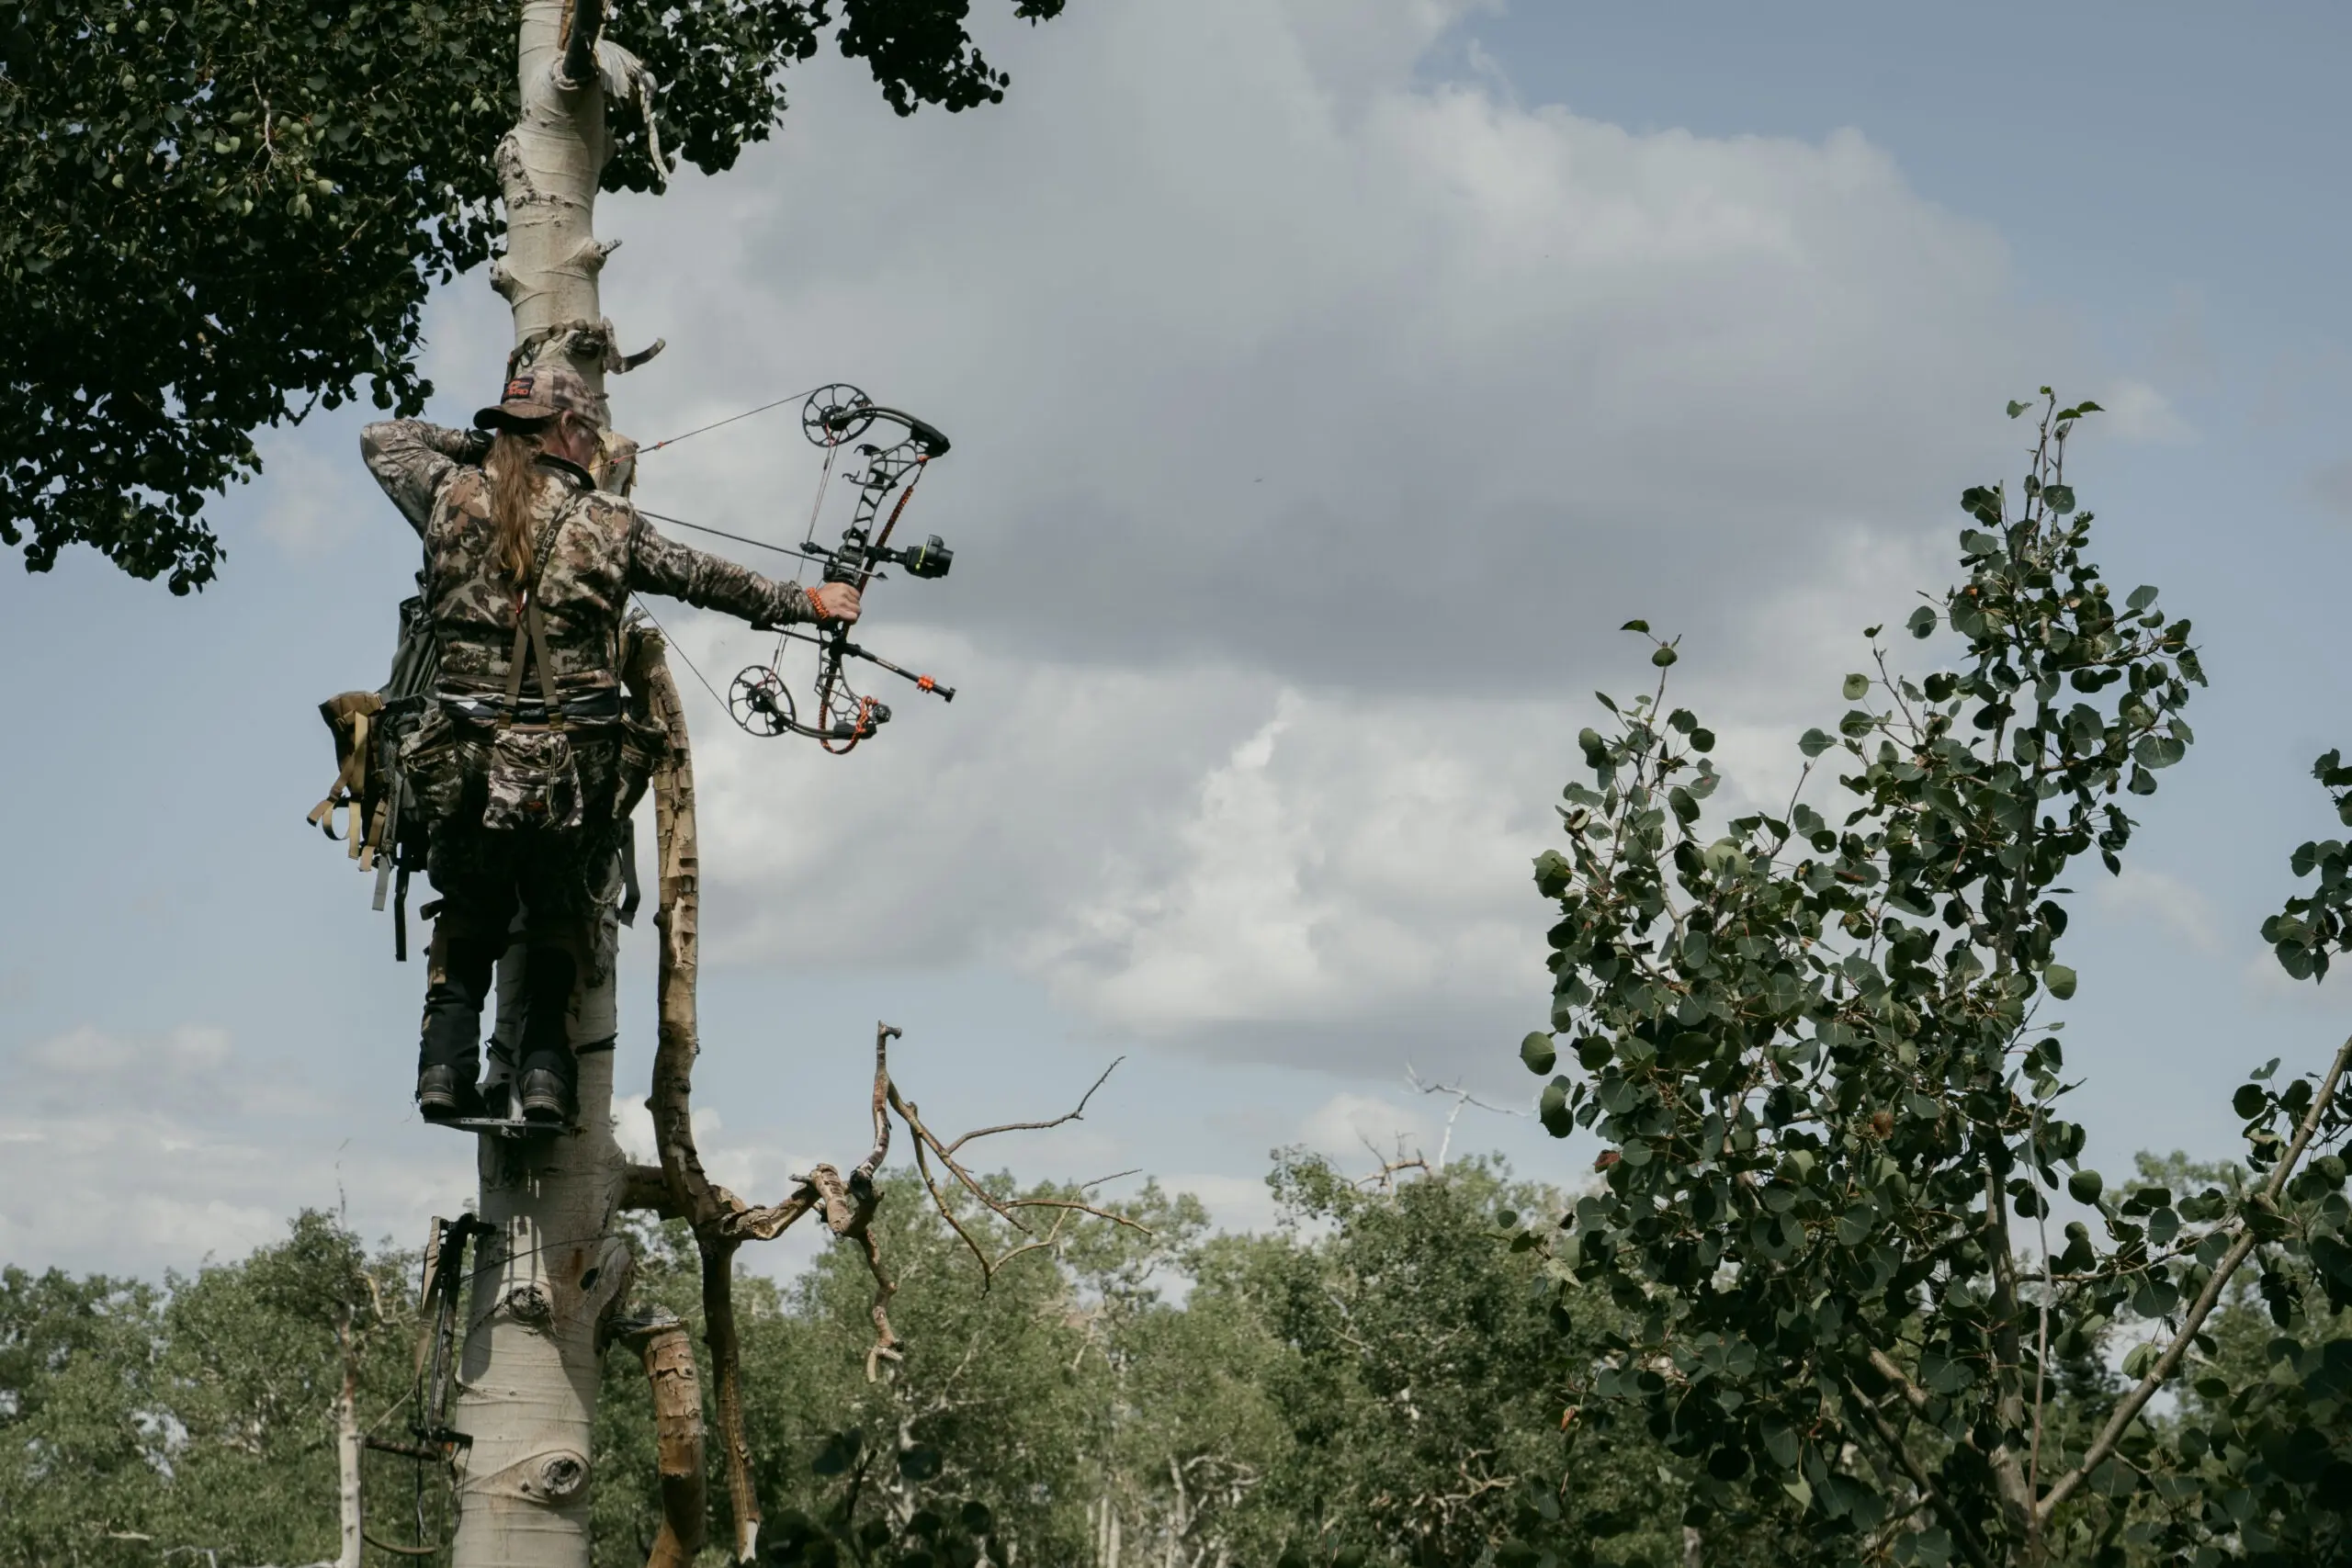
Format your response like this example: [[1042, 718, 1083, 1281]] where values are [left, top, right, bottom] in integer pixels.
[[727, 385, 956, 754]]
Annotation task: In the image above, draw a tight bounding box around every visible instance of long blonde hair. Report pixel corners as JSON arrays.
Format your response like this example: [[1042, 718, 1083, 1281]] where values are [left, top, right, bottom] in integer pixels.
[[484, 429, 548, 588]]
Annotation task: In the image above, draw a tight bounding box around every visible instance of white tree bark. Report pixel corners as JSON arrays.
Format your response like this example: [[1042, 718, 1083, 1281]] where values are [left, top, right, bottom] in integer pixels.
[[450, 1050, 633, 1568], [448, 7, 634, 1568], [334, 1313, 363, 1568], [490, 0, 616, 401]]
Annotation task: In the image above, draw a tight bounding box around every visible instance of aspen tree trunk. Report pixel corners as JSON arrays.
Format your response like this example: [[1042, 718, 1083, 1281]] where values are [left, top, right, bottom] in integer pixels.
[[334, 1311, 363, 1568], [448, 7, 637, 1568]]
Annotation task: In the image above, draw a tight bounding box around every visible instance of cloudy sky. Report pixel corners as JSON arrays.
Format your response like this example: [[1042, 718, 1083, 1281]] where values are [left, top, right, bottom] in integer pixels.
[[8, 0, 2352, 1277]]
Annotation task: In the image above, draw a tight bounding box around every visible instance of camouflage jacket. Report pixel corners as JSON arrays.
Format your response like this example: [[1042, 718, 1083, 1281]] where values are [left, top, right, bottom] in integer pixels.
[[360, 420, 820, 706]]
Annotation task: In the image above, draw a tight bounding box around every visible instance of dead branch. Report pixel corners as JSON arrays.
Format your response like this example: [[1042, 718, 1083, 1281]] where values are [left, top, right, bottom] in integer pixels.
[[888, 1078, 1153, 1286], [634, 629, 1148, 1552], [615, 1315, 706, 1568], [941, 1055, 1123, 1156], [617, 1163, 682, 1217]]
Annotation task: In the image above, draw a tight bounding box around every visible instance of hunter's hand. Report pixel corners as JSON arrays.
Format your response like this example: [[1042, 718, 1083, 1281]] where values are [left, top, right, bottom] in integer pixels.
[[810, 582, 863, 623]]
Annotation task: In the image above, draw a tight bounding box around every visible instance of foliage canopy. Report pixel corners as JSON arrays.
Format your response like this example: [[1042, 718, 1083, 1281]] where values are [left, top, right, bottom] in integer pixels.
[[1524, 394, 2352, 1567], [0, 0, 1066, 591]]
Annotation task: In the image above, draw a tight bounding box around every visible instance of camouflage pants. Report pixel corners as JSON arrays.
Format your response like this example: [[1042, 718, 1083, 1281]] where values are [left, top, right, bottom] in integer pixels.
[[414, 731, 628, 976]]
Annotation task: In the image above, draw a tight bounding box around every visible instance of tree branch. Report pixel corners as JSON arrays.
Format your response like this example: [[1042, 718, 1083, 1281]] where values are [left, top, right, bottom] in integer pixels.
[[617, 1163, 682, 1217], [615, 1316, 706, 1568], [941, 1055, 1124, 1156], [2038, 1032, 2352, 1522], [1845, 1381, 1999, 1568]]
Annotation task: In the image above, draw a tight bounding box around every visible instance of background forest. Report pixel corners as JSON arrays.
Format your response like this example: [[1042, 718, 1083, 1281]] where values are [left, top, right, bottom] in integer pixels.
[[0, 1146, 2308, 1568]]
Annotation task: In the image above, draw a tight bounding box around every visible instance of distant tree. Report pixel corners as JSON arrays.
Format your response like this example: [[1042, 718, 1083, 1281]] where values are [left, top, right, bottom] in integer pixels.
[[1522, 393, 2352, 1566], [1227, 1154, 1718, 1568], [0, 1265, 164, 1565], [0, 1211, 419, 1568]]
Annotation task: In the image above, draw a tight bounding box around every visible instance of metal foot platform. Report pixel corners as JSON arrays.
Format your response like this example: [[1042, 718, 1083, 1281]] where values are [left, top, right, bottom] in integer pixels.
[[432, 1114, 576, 1139]]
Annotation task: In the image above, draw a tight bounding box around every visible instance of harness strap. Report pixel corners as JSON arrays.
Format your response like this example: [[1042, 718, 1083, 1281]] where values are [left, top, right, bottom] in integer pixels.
[[392, 865, 412, 963], [619, 818, 641, 928], [500, 502, 572, 728]]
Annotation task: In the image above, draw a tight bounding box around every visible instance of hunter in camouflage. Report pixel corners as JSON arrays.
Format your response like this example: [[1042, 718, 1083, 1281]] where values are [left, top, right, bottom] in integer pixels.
[[361, 363, 863, 1126]]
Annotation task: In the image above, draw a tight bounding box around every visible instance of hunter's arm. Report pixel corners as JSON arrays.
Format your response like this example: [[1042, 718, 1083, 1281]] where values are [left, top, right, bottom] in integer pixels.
[[628, 513, 824, 626], [359, 421, 490, 536]]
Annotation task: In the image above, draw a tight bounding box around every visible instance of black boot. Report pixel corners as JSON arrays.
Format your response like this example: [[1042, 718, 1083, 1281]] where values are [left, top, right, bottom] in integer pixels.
[[519, 1067, 576, 1125], [516, 947, 579, 1127], [418, 931, 501, 1122], [415, 1064, 484, 1122]]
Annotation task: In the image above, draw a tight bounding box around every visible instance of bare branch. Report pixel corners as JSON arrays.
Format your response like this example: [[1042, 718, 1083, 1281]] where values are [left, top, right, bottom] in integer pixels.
[[614, 1316, 707, 1568], [1867, 1348, 1934, 1416], [942, 1055, 1125, 1156], [855, 1022, 899, 1184], [892, 1088, 1037, 1234], [1001, 1196, 1154, 1235], [856, 1230, 901, 1382], [617, 1163, 683, 1217]]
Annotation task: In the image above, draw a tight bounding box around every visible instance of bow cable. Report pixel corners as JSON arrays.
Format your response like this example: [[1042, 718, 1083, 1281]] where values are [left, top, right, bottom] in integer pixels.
[[636, 384, 832, 454]]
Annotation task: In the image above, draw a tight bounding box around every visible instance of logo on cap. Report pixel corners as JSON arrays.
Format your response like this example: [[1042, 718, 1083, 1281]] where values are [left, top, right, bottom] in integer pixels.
[[504, 376, 536, 401]]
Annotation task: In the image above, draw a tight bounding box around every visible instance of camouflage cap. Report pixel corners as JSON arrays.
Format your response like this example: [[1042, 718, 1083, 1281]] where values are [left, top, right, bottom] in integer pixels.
[[474, 363, 600, 432]]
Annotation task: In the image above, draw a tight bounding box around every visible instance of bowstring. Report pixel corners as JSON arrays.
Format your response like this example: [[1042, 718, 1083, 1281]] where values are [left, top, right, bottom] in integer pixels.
[[629, 597, 731, 717], [635, 383, 842, 685], [783, 438, 844, 669], [636, 383, 831, 454]]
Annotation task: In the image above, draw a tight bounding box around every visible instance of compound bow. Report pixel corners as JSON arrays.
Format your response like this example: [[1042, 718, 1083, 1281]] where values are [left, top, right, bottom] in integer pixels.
[[724, 385, 956, 754]]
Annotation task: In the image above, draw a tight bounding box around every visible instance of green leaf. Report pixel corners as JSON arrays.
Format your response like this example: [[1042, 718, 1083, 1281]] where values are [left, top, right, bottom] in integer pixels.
[[2044, 482, 2076, 514], [2043, 964, 2077, 1000], [2007, 400, 2030, 418], [2233, 1083, 2268, 1120], [2067, 1168, 2102, 1203], [1540, 1077, 1572, 1137], [1759, 1416, 1800, 1471], [1621, 619, 1650, 633], [1841, 673, 1870, 701], [1906, 605, 1936, 638], [1651, 646, 1679, 668], [1689, 727, 1716, 752], [1798, 728, 1835, 759], [1521, 1032, 1557, 1076]]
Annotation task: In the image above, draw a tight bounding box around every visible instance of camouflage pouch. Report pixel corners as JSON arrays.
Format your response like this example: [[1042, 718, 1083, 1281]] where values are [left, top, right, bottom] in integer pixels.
[[481, 727, 584, 832], [398, 704, 470, 821]]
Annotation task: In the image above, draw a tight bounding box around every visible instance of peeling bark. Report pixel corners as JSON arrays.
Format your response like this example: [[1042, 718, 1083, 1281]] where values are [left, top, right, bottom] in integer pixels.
[[617, 1317, 707, 1568]]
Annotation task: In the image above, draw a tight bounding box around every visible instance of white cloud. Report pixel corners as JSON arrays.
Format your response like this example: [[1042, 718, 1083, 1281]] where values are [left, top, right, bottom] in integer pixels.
[[399, 0, 2100, 1067], [0, 1023, 469, 1273], [2095, 378, 2193, 445], [2094, 865, 2223, 954], [250, 434, 373, 555]]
